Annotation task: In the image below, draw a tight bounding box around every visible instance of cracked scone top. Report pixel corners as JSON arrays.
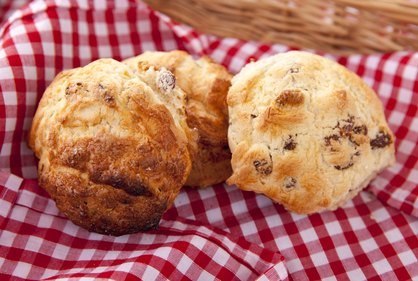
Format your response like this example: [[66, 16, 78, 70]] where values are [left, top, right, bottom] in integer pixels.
[[28, 58, 197, 236], [124, 51, 233, 189], [226, 51, 395, 215]]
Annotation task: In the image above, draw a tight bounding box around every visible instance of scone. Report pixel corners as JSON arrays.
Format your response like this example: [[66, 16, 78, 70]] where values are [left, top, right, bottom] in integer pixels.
[[227, 51, 396, 215], [28, 58, 197, 236], [124, 51, 233, 189]]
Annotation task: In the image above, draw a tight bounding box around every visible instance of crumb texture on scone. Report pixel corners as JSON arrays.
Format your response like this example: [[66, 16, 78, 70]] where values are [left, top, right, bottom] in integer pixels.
[[124, 50, 233, 189], [226, 51, 396, 215], [28, 58, 196, 236]]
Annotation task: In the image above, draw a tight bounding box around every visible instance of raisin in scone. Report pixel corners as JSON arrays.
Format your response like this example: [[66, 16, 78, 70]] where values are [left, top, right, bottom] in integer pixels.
[[227, 51, 395, 215], [28, 58, 197, 236], [124, 51, 233, 189]]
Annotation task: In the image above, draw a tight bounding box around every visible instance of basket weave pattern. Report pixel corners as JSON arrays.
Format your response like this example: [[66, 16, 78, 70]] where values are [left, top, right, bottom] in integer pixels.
[[143, 0, 418, 55]]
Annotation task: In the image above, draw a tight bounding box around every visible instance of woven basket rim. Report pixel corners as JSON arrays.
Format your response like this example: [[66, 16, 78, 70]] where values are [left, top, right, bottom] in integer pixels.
[[143, 0, 418, 55]]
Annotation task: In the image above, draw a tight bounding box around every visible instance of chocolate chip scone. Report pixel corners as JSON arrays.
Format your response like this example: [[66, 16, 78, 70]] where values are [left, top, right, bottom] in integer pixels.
[[124, 51, 233, 189], [28, 58, 197, 235], [227, 51, 396, 215]]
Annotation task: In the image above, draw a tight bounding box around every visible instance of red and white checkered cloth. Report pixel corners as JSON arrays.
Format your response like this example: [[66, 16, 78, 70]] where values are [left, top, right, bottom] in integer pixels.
[[1, 0, 417, 280]]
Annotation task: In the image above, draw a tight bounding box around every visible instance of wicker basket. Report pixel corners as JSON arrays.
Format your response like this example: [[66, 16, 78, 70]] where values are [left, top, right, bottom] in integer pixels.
[[142, 0, 418, 55]]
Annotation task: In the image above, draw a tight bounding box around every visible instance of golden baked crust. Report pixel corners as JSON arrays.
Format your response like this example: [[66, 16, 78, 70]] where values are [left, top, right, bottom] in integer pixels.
[[124, 51, 233, 189], [227, 51, 396, 215], [28, 59, 196, 235]]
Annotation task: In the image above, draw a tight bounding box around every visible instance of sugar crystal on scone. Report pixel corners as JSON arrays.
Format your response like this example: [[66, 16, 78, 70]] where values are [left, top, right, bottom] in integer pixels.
[[226, 51, 395, 215]]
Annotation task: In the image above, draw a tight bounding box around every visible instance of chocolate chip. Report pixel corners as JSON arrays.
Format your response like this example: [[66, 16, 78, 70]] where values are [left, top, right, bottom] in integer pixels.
[[251, 114, 258, 118], [276, 89, 304, 107], [335, 163, 354, 170], [97, 83, 116, 107], [158, 71, 176, 91], [336, 116, 355, 137], [284, 135, 296, 150], [104, 93, 114, 102], [253, 160, 272, 175], [65, 82, 84, 97], [353, 125, 368, 135], [370, 131, 392, 149], [325, 135, 340, 146], [341, 124, 354, 136], [284, 177, 297, 188]]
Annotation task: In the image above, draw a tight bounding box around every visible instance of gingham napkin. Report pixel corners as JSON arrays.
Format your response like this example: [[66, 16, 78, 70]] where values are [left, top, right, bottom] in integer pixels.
[[0, 0, 417, 280]]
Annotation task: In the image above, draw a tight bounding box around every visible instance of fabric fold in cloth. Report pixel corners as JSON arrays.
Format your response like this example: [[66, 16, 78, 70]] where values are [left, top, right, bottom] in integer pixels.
[[0, 170, 23, 229], [0, 171, 288, 280]]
